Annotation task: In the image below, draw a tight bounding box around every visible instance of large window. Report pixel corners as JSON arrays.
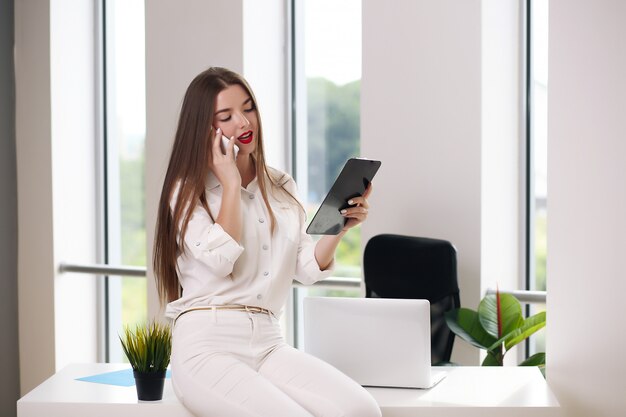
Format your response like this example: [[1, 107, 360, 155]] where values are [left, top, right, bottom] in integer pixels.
[[292, 0, 363, 347], [103, 0, 147, 361], [95, 0, 546, 359]]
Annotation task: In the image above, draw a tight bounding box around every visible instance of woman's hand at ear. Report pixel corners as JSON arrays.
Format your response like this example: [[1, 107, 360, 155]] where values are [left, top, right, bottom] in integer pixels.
[[340, 183, 373, 231], [211, 127, 243, 242], [210, 127, 241, 191]]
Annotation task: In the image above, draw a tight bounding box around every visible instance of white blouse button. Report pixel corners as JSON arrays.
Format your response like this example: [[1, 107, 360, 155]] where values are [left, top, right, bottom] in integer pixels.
[[262, 244, 269, 250], [263, 271, 269, 276], [257, 294, 262, 300], [195, 242, 201, 246], [259, 218, 265, 223], [249, 194, 255, 199]]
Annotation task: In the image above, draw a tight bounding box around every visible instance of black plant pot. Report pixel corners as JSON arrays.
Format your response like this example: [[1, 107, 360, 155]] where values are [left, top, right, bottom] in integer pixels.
[[133, 370, 166, 401]]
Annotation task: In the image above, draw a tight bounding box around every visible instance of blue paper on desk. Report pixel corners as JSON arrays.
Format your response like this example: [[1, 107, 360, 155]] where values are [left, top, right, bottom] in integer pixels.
[[76, 368, 171, 387]]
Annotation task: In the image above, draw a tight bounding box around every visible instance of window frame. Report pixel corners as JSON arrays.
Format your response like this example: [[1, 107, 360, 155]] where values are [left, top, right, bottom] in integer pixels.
[[99, 0, 149, 362], [287, 0, 364, 349], [524, 0, 548, 358]]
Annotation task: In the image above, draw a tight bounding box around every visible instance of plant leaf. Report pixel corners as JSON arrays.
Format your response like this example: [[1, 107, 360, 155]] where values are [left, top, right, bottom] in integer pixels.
[[486, 334, 507, 352], [503, 311, 546, 351], [478, 294, 524, 339], [486, 311, 546, 352], [519, 352, 545, 367], [444, 308, 497, 350], [482, 351, 502, 366]]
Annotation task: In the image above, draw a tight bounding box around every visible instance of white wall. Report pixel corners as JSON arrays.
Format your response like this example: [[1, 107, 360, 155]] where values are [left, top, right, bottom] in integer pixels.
[[548, 1, 626, 416], [480, 0, 522, 297], [15, 0, 56, 394], [362, 0, 524, 365], [480, 0, 523, 365], [243, 0, 289, 172], [362, 0, 483, 365]]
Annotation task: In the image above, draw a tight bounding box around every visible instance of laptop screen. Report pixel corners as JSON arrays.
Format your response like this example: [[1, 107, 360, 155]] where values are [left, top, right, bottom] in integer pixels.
[[303, 297, 438, 388]]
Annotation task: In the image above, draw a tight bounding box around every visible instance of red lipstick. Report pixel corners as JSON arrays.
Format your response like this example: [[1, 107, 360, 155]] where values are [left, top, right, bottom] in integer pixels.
[[238, 130, 253, 144]]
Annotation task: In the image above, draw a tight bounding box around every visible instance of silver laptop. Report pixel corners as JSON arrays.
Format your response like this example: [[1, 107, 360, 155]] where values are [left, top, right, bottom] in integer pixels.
[[303, 297, 446, 389]]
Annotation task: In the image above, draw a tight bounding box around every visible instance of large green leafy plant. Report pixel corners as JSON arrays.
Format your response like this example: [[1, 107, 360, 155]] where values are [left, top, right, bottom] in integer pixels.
[[444, 290, 546, 368], [119, 321, 172, 373]]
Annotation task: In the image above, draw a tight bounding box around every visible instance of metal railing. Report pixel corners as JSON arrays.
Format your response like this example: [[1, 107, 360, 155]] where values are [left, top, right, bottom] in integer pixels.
[[59, 262, 147, 277], [59, 263, 547, 302], [58, 262, 361, 289], [485, 288, 546, 304]]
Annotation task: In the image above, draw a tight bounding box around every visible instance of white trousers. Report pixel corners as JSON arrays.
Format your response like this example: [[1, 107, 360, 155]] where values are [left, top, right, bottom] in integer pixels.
[[171, 309, 381, 417]]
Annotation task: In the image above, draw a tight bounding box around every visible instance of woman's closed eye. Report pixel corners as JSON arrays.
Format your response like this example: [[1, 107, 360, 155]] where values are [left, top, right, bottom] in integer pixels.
[[218, 107, 254, 122]]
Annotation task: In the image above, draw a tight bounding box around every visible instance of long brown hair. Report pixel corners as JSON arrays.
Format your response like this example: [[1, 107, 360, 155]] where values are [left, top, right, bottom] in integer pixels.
[[153, 67, 288, 305]]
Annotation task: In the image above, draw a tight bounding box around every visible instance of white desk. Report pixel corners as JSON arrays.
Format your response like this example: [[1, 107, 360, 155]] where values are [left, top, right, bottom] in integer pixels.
[[18, 363, 560, 417]]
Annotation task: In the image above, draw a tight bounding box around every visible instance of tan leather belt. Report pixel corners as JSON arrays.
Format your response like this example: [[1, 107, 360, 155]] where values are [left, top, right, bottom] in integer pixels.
[[174, 304, 272, 324]]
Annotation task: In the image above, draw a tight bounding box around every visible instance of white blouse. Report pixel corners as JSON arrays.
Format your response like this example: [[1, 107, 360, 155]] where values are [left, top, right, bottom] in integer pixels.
[[164, 167, 334, 319]]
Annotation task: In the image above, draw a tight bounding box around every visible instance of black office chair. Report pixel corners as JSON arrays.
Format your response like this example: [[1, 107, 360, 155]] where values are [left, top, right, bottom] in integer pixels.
[[363, 234, 460, 365]]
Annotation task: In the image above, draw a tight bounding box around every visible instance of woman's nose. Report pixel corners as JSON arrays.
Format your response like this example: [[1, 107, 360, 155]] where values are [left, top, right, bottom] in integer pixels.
[[237, 112, 250, 128]]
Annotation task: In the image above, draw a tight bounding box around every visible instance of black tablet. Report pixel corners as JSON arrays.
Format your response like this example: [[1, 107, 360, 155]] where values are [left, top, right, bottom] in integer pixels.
[[306, 158, 382, 235]]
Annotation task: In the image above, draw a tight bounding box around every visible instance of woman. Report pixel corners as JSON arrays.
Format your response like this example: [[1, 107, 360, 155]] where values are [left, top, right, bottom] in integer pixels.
[[154, 67, 380, 417]]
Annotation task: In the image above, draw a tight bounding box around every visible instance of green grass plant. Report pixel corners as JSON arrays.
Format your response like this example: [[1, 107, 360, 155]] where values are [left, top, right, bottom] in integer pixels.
[[119, 321, 172, 373]]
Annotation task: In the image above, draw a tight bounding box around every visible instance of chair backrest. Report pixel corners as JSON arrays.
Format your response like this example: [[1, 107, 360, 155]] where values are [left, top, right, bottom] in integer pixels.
[[363, 234, 460, 365]]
